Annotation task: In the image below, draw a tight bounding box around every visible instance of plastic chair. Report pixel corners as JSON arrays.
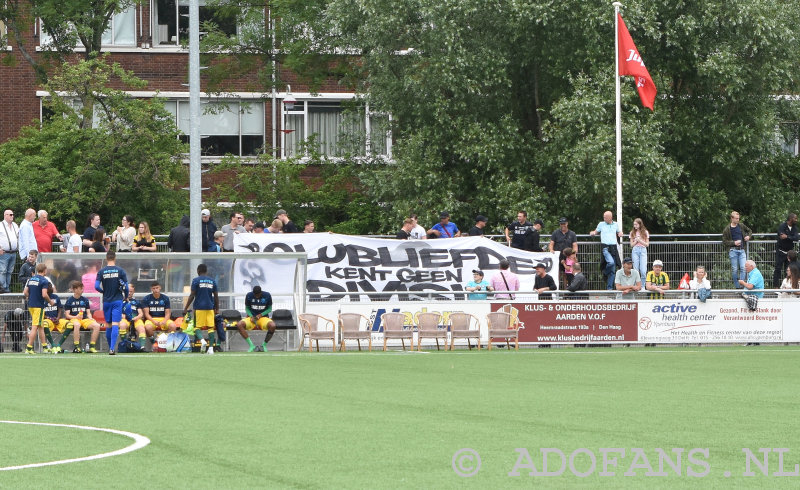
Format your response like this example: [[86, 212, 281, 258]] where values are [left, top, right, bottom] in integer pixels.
[[338, 313, 372, 352], [298, 313, 336, 352], [486, 311, 518, 350], [381, 312, 413, 351], [416, 312, 445, 351], [448, 312, 481, 350]]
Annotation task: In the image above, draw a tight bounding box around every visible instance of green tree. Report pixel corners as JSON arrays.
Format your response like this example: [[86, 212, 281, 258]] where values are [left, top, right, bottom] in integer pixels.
[[0, 57, 187, 233]]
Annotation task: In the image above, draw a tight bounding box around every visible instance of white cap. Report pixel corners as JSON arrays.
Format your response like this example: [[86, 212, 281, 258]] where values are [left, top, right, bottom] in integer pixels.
[[201, 209, 210, 216], [653, 260, 663, 267]]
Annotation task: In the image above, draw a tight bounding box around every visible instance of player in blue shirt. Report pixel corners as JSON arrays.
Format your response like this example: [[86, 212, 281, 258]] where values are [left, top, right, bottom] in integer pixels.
[[95, 251, 129, 355], [22, 263, 55, 354], [143, 282, 176, 339], [42, 290, 67, 353], [183, 264, 220, 348], [235, 285, 276, 352], [120, 283, 147, 348], [62, 281, 102, 353]]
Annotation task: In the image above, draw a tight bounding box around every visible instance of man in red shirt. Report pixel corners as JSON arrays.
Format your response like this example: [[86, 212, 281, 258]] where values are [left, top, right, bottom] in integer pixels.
[[33, 210, 62, 254]]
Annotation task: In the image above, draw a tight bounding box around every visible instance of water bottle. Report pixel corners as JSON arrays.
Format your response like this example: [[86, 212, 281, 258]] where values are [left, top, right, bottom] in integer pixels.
[[85, 342, 90, 352]]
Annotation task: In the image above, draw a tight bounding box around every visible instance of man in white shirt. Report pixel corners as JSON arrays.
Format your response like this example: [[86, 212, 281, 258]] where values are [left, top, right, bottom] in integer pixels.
[[0, 209, 20, 292], [409, 214, 427, 240], [18, 208, 38, 260], [61, 220, 83, 253]]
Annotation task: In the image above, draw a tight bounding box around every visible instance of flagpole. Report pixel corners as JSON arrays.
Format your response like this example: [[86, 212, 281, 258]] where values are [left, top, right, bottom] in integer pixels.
[[613, 2, 624, 255]]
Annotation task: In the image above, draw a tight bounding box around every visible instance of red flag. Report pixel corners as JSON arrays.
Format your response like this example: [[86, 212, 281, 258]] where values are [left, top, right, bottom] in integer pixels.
[[679, 273, 691, 290], [617, 13, 657, 110]]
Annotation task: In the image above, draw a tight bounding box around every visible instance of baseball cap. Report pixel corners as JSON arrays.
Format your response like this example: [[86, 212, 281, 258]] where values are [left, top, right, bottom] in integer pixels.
[[274, 209, 287, 218], [472, 269, 484, 276], [534, 262, 546, 269], [653, 259, 664, 267], [623, 257, 633, 264], [475, 215, 488, 223], [214, 231, 227, 238], [201, 209, 210, 216], [533, 219, 544, 226], [558, 217, 568, 224], [439, 211, 450, 219]]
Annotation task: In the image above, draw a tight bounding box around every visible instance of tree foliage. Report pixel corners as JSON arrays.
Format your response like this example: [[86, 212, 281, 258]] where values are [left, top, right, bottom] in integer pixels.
[[0, 57, 187, 233]]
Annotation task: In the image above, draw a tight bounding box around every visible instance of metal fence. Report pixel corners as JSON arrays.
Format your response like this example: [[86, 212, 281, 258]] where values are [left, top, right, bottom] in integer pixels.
[[4, 233, 784, 294]]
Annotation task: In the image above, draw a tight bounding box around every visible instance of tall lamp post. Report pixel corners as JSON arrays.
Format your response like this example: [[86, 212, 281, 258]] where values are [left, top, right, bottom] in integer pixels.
[[188, 0, 202, 252]]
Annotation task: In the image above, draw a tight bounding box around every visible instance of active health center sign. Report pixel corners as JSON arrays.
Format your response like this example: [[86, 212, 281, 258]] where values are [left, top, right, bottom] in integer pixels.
[[235, 233, 559, 301], [489, 299, 800, 344]]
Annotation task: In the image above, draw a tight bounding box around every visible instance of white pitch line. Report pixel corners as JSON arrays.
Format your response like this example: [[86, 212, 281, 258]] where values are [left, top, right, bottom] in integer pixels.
[[0, 420, 150, 471]]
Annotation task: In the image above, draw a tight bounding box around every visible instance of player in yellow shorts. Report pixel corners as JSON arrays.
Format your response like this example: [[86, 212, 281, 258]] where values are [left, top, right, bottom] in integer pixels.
[[236, 286, 276, 352], [182, 264, 219, 347], [22, 263, 56, 354], [62, 281, 102, 353], [120, 284, 147, 348], [142, 282, 176, 336], [42, 290, 68, 353]]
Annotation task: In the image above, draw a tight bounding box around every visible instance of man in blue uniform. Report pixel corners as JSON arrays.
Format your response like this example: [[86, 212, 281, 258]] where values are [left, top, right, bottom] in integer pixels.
[[143, 281, 176, 337], [95, 251, 129, 355], [236, 286, 276, 352], [22, 263, 55, 354], [183, 264, 219, 348]]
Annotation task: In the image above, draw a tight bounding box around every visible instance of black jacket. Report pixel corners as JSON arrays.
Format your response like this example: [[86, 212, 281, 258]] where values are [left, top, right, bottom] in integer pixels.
[[168, 215, 191, 252]]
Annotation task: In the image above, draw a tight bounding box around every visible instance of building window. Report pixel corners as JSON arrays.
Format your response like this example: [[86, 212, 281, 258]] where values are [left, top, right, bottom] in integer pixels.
[[164, 100, 265, 157], [283, 100, 391, 159], [152, 0, 240, 46], [39, 8, 136, 48]]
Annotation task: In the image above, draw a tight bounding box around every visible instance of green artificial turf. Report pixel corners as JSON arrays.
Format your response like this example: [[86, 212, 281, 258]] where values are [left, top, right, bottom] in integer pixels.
[[1, 346, 799, 488]]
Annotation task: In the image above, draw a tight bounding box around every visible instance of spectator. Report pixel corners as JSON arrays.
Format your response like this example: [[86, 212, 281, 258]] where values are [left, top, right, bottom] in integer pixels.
[[111, 215, 136, 252], [505, 211, 533, 249], [397, 218, 414, 239], [201, 209, 217, 252], [773, 213, 799, 287], [243, 218, 255, 233], [629, 218, 649, 290], [18, 250, 38, 288], [266, 219, 283, 234], [780, 262, 800, 298], [0, 209, 19, 293], [523, 219, 544, 252], [562, 247, 577, 288], [82, 213, 104, 252], [253, 221, 266, 233], [167, 215, 191, 252], [566, 262, 588, 299], [409, 214, 427, 240], [465, 270, 493, 300], [132, 222, 157, 252], [549, 217, 578, 284], [646, 259, 670, 299], [19, 208, 37, 259], [533, 262, 557, 299], [61, 220, 83, 253], [89, 229, 107, 253], [33, 210, 62, 254], [303, 220, 315, 233], [3, 307, 30, 352], [739, 259, 764, 298], [221, 212, 246, 251], [615, 257, 641, 300], [689, 265, 712, 302], [722, 211, 752, 289], [468, 215, 488, 236], [275, 209, 299, 233], [212, 231, 226, 252], [427, 211, 460, 238], [589, 211, 623, 290], [489, 259, 519, 300]]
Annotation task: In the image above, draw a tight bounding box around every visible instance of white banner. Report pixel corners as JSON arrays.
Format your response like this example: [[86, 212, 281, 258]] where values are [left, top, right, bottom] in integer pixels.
[[235, 234, 559, 302], [637, 299, 787, 343]]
